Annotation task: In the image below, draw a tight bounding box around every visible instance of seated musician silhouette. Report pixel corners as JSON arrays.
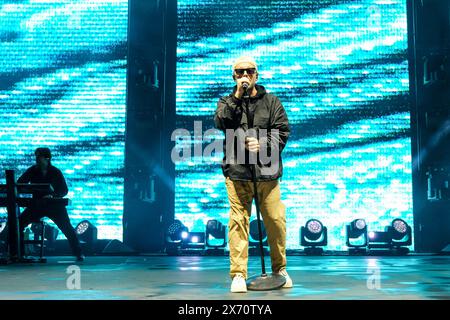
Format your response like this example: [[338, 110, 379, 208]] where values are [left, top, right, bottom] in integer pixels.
[[17, 148, 84, 262]]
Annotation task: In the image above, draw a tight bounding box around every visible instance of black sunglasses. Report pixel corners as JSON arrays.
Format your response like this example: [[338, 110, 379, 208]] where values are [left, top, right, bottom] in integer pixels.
[[234, 68, 257, 76]]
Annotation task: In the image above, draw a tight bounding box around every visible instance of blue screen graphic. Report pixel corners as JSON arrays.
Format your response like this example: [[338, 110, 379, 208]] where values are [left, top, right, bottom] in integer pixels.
[[0, 1, 128, 240], [0, 0, 413, 250], [176, 0, 413, 250]]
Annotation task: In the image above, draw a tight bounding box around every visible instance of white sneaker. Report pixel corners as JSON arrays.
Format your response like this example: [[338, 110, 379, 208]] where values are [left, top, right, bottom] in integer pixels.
[[276, 269, 293, 288], [230, 274, 247, 293]]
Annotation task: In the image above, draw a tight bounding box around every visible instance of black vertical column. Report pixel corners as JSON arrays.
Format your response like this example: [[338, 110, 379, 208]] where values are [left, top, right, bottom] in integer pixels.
[[408, 0, 450, 252], [123, 0, 176, 252], [5, 170, 21, 259]]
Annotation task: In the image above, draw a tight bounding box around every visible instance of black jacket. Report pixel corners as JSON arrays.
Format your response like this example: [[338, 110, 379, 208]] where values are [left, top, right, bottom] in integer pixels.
[[17, 164, 68, 198], [214, 84, 290, 181]]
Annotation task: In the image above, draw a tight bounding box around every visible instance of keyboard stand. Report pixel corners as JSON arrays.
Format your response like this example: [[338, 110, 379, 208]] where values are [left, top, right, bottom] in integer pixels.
[[0, 170, 55, 265]]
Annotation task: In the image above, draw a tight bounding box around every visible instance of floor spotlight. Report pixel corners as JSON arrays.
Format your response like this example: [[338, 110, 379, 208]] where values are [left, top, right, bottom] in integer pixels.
[[367, 219, 412, 255], [346, 219, 368, 254], [389, 219, 412, 254], [165, 219, 189, 255], [300, 219, 327, 255], [75, 220, 97, 253], [205, 220, 226, 254], [367, 228, 395, 256], [368, 230, 391, 248], [181, 231, 205, 251]]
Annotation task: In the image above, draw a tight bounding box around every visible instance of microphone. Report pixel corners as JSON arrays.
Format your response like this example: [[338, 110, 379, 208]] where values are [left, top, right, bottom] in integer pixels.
[[242, 82, 250, 99]]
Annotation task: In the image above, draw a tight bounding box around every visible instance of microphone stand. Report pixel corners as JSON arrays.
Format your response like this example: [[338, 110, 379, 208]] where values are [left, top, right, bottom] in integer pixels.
[[242, 86, 286, 291]]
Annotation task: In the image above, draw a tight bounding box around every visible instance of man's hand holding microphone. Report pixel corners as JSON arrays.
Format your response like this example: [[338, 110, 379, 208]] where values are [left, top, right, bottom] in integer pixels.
[[234, 77, 250, 100], [234, 78, 260, 153]]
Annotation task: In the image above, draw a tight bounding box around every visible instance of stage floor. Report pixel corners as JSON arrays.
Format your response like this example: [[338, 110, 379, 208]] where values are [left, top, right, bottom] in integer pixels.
[[0, 255, 449, 300]]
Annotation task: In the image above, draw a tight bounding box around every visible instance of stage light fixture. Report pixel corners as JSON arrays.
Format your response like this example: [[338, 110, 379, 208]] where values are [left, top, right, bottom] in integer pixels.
[[205, 219, 226, 249], [300, 219, 327, 255], [75, 220, 98, 252], [165, 219, 189, 255], [367, 219, 411, 255], [166, 219, 189, 242], [181, 231, 205, 250], [346, 219, 368, 254], [390, 218, 412, 248], [368, 230, 391, 245], [367, 228, 393, 256]]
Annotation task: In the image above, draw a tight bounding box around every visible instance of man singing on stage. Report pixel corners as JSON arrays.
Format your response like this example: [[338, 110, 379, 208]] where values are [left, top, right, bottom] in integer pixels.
[[17, 147, 84, 262], [214, 56, 291, 293]]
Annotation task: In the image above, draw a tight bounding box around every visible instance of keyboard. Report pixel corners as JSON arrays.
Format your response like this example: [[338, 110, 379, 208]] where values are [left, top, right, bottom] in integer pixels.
[[0, 197, 70, 207]]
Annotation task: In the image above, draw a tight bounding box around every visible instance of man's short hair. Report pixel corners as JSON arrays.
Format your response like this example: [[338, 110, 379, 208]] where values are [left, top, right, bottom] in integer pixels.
[[35, 147, 52, 159], [232, 56, 258, 72]]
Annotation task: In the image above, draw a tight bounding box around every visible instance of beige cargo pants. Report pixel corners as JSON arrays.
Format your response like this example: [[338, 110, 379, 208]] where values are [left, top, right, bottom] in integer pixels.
[[225, 176, 286, 279]]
